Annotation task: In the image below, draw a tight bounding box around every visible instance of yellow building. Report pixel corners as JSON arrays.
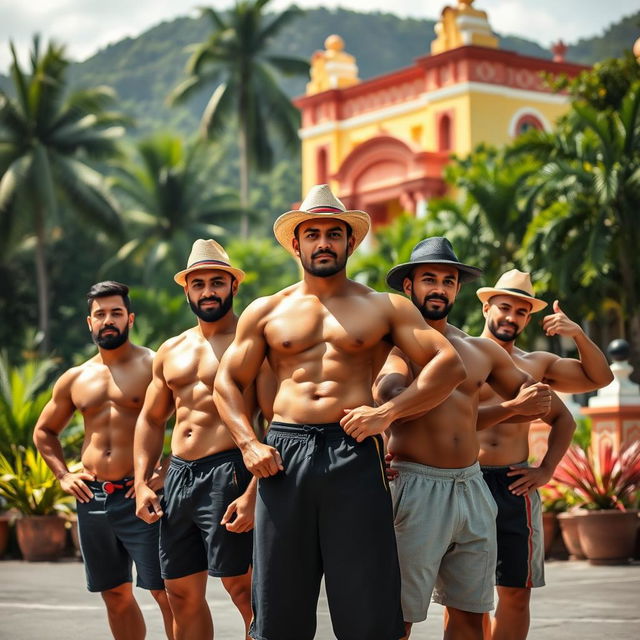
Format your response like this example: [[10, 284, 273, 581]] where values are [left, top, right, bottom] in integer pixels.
[[293, 0, 586, 227]]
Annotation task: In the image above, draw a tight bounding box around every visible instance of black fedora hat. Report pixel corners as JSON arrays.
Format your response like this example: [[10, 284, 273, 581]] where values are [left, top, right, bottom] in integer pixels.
[[386, 237, 483, 292]]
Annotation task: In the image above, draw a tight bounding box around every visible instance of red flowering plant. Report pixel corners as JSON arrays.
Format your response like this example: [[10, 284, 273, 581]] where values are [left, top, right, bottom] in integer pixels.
[[552, 441, 640, 511]]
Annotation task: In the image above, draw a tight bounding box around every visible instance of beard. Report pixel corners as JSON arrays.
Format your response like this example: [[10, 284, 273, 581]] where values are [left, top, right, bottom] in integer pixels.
[[93, 325, 129, 350], [188, 292, 234, 323], [412, 291, 454, 321], [301, 248, 347, 278], [488, 319, 521, 342]]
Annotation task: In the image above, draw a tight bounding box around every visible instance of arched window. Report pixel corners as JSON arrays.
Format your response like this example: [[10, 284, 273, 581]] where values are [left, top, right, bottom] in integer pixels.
[[316, 146, 328, 184], [514, 114, 544, 136], [438, 114, 452, 151]]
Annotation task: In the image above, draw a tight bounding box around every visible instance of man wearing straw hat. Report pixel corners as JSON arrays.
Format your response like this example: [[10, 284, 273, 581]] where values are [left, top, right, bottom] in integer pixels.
[[134, 240, 258, 640], [34, 281, 174, 640], [476, 269, 612, 640], [214, 185, 466, 640], [375, 238, 556, 640]]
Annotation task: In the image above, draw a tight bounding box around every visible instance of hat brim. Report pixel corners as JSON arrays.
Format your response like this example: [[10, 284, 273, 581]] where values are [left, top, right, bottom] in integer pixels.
[[386, 260, 483, 292], [174, 263, 245, 287], [273, 210, 371, 257], [476, 287, 547, 312]]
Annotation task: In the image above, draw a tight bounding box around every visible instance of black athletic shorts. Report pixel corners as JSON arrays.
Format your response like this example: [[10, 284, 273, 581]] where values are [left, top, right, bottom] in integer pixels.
[[77, 478, 164, 593], [160, 449, 253, 580], [481, 463, 545, 588], [250, 422, 405, 640]]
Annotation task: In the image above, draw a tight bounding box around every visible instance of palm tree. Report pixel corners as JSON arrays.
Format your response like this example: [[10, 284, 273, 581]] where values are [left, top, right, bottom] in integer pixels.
[[169, 0, 309, 237], [0, 37, 124, 353], [107, 133, 242, 284], [515, 84, 640, 359]]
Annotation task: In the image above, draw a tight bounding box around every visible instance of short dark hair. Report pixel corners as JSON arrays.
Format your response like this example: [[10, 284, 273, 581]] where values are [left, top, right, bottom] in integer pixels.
[[294, 219, 353, 241], [87, 281, 131, 314]]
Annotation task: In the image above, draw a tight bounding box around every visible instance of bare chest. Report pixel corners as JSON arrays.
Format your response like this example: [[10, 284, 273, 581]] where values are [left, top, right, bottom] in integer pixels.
[[164, 342, 221, 392], [71, 366, 149, 414], [265, 297, 388, 357]]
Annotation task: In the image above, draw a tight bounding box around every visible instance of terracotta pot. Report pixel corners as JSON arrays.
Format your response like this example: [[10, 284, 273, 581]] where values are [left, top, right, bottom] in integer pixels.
[[16, 515, 67, 561], [576, 509, 640, 565], [557, 511, 585, 559], [0, 514, 10, 558], [542, 512, 559, 557], [69, 517, 81, 555]]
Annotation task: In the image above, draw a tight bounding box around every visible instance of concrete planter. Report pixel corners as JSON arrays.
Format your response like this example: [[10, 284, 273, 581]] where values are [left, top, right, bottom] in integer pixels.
[[16, 515, 67, 561], [557, 511, 585, 560], [542, 512, 559, 557]]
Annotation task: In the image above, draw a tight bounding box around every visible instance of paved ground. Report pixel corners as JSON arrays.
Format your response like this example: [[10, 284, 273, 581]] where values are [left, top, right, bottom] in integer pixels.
[[0, 557, 638, 639]]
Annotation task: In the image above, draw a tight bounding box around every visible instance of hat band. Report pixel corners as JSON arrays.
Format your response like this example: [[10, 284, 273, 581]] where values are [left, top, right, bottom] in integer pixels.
[[306, 206, 345, 213], [410, 252, 462, 263], [498, 287, 535, 298], [187, 259, 232, 269]]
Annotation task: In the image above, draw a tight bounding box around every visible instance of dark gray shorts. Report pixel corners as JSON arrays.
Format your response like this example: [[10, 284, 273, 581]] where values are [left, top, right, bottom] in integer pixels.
[[160, 449, 253, 580], [76, 478, 164, 593]]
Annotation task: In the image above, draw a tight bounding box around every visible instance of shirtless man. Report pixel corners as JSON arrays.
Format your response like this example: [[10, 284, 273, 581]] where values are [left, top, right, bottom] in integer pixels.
[[476, 269, 613, 640], [134, 239, 255, 640], [375, 238, 558, 640], [33, 281, 173, 640], [213, 185, 466, 640]]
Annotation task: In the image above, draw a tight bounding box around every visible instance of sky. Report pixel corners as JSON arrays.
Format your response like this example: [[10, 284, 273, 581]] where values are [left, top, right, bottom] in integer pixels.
[[1, 0, 639, 72]]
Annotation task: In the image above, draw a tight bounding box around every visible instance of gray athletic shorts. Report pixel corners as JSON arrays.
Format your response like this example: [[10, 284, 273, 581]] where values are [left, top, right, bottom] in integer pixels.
[[391, 460, 498, 622]]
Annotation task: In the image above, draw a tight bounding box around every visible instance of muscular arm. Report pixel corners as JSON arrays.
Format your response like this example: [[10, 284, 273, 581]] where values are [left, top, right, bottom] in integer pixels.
[[133, 349, 175, 522], [541, 300, 613, 392], [476, 343, 552, 431], [342, 295, 465, 441], [214, 299, 283, 477], [506, 392, 576, 495], [33, 371, 94, 502]]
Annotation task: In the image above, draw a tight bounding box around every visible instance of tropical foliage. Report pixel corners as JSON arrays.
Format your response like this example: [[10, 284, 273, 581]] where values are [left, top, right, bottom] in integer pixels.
[[0, 37, 125, 352], [553, 442, 640, 511], [170, 0, 309, 235], [0, 447, 74, 515]]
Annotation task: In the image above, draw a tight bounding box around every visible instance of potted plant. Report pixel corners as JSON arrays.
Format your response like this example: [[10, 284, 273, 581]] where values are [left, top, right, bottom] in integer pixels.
[[539, 482, 568, 557], [0, 447, 74, 561], [553, 441, 640, 564]]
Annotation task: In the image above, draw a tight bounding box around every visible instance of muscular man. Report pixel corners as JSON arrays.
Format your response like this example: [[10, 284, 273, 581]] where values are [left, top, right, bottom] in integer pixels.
[[33, 281, 173, 640], [375, 238, 555, 640], [476, 269, 613, 640], [214, 185, 466, 640], [134, 239, 255, 640]]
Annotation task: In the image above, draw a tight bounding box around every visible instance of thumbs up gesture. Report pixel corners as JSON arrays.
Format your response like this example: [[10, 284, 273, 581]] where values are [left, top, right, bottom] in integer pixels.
[[542, 300, 581, 338]]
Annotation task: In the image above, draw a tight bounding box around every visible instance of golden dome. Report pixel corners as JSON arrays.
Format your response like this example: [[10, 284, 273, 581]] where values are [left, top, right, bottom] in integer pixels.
[[325, 35, 345, 52]]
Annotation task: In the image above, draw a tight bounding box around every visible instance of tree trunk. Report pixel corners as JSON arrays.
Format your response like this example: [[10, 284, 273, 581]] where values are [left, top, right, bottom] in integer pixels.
[[34, 211, 50, 354], [238, 84, 250, 239]]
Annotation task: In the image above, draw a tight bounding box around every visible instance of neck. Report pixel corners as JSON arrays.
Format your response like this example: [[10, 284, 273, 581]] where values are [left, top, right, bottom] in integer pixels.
[[97, 340, 134, 364], [196, 309, 237, 338], [426, 316, 448, 335], [301, 268, 349, 297], [481, 326, 515, 353]]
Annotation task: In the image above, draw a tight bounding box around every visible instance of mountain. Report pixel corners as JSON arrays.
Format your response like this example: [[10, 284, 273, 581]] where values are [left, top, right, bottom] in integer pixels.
[[1, 7, 637, 136]]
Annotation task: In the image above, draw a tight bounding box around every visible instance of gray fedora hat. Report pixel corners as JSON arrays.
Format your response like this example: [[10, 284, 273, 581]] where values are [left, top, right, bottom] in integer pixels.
[[386, 237, 483, 292]]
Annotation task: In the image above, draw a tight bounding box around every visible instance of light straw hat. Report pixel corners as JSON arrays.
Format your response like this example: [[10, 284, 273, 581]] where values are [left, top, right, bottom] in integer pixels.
[[273, 184, 371, 256], [173, 239, 245, 286], [476, 269, 547, 312]]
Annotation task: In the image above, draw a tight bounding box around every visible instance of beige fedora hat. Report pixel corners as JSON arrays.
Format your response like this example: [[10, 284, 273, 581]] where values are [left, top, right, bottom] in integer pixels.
[[174, 239, 245, 287], [273, 184, 371, 256], [476, 269, 547, 313]]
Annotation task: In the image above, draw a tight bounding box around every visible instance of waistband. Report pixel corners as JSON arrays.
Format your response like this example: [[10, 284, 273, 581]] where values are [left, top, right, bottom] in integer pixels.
[[391, 460, 481, 481], [86, 477, 134, 494], [170, 448, 242, 469], [269, 422, 346, 440], [480, 460, 529, 472]]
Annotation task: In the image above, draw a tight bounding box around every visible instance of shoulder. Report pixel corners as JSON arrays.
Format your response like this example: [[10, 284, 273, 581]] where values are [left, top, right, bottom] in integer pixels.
[[240, 288, 296, 320], [52, 364, 86, 395], [155, 332, 191, 361], [132, 344, 155, 364]]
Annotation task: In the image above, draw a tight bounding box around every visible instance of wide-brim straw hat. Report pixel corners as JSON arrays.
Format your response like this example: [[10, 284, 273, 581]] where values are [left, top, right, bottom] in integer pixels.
[[174, 239, 245, 286], [386, 237, 483, 292], [273, 184, 371, 256], [476, 269, 547, 312]]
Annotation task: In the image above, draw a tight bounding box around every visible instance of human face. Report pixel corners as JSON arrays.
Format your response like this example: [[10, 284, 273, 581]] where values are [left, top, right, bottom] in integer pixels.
[[87, 295, 133, 350], [403, 264, 460, 321], [484, 294, 532, 342], [293, 219, 354, 278], [185, 269, 237, 322]]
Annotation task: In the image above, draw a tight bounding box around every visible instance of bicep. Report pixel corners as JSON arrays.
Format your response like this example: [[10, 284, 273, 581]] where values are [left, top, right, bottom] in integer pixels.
[[373, 349, 412, 405], [141, 371, 175, 425], [487, 352, 531, 400], [35, 379, 76, 435], [543, 357, 594, 392]]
